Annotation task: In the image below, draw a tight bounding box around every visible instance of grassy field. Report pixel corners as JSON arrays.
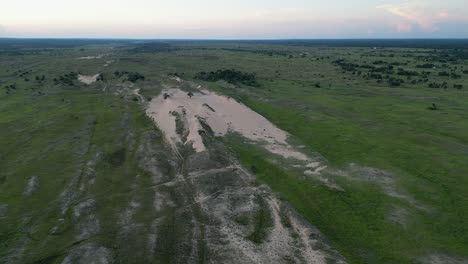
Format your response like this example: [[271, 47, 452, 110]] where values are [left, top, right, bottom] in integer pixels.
[[0, 46, 185, 263], [1, 40, 467, 263]]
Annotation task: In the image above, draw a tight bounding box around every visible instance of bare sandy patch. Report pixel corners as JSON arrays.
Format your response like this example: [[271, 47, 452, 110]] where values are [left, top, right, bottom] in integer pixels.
[[77, 54, 104, 60], [104, 60, 114, 67], [146, 88, 323, 173], [422, 253, 468, 264], [78, 74, 100, 85]]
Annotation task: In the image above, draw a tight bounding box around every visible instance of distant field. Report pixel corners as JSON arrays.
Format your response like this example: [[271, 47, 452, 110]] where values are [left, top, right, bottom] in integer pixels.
[[1, 39, 467, 263]]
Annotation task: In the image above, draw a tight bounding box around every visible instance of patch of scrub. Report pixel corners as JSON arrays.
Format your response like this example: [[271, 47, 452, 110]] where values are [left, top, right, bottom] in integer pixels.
[[78, 74, 100, 85], [146, 88, 323, 172]]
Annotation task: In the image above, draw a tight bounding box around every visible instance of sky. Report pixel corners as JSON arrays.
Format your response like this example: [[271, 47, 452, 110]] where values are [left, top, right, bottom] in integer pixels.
[[1, 0, 468, 39]]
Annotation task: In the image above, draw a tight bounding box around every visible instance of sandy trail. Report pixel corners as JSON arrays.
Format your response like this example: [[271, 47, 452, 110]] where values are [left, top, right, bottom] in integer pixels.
[[78, 74, 100, 85], [146, 88, 325, 174]]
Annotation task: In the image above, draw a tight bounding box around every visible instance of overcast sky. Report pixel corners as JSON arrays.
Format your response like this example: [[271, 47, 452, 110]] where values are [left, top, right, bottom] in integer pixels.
[[1, 0, 468, 39]]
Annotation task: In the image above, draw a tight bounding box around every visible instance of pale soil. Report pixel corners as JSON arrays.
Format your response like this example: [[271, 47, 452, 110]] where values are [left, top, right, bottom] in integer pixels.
[[77, 54, 105, 60], [78, 74, 100, 85], [422, 253, 468, 264], [146, 87, 325, 175]]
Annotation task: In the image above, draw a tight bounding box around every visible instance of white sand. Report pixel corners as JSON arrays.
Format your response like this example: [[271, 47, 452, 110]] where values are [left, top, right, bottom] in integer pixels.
[[78, 74, 100, 85], [77, 54, 104, 60], [146, 88, 321, 169]]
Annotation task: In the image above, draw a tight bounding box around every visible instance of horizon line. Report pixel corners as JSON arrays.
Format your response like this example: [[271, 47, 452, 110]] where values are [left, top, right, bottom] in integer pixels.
[[2, 37, 468, 41]]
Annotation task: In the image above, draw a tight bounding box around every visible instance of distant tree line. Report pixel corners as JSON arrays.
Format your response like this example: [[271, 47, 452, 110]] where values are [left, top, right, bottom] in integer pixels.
[[334, 58, 465, 89], [129, 43, 177, 53], [195, 69, 260, 87]]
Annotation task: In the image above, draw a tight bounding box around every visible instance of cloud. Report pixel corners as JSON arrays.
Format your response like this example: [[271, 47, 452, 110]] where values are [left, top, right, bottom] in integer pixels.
[[377, 1, 468, 33], [395, 22, 413, 33], [378, 3, 436, 31]]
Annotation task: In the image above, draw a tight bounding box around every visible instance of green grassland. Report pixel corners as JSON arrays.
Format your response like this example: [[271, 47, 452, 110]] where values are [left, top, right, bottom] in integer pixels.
[[1, 40, 467, 263], [0, 46, 184, 263]]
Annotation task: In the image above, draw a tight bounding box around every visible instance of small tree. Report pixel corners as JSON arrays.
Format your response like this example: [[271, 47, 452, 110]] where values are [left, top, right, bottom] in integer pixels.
[[428, 103, 438, 111]]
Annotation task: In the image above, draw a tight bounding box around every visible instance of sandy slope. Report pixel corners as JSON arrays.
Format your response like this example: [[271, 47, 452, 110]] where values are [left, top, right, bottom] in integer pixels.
[[146, 88, 325, 174]]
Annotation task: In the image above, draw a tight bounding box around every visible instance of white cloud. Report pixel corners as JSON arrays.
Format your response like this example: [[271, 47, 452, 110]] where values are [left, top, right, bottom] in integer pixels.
[[378, 1, 468, 33]]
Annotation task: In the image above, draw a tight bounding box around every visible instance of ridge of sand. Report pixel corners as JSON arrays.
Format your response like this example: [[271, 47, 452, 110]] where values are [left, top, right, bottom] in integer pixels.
[[146, 88, 325, 174]]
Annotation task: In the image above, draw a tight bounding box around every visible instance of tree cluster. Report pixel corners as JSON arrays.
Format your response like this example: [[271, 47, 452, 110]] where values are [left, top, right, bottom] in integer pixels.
[[195, 69, 259, 87]]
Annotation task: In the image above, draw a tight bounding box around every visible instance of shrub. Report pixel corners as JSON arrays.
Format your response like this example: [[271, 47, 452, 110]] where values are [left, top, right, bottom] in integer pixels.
[[126, 72, 145, 83], [428, 103, 438, 110], [416, 63, 436, 69], [438, 71, 450, 77], [105, 148, 126, 167]]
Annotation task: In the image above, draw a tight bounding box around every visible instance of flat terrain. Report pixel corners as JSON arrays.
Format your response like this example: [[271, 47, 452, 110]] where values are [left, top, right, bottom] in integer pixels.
[[0, 39, 467, 263]]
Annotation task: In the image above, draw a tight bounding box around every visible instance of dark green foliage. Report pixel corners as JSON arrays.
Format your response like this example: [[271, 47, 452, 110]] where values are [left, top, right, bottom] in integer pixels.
[[416, 63, 436, 68], [4, 83, 17, 92], [97, 73, 104, 81], [54, 72, 77, 86], [397, 69, 419, 77], [130, 42, 177, 53], [195, 69, 259, 87], [451, 72, 462, 79], [388, 78, 404, 87], [438, 71, 450, 77], [127, 72, 145, 83], [114, 71, 145, 83], [428, 82, 448, 88], [333, 59, 359, 72], [221, 48, 290, 56], [428, 103, 438, 110], [35, 75, 45, 82], [369, 73, 383, 80], [105, 148, 126, 167]]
